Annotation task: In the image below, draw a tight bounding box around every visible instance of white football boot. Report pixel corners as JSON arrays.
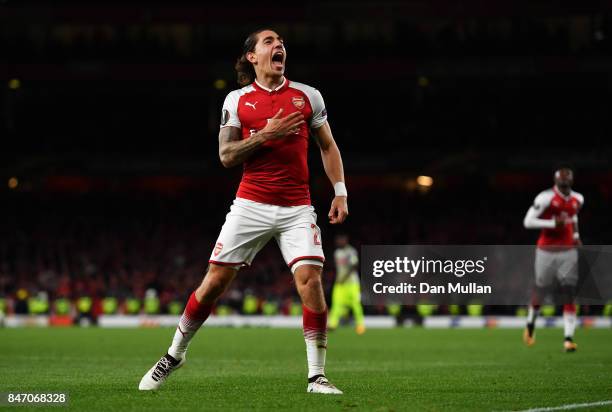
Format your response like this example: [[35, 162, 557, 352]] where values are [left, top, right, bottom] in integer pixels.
[[307, 376, 343, 394], [139, 354, 185, 390]]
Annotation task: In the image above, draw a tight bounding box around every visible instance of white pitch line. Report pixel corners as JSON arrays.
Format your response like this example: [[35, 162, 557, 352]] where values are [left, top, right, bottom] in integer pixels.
[[506, 400, 612, 412]]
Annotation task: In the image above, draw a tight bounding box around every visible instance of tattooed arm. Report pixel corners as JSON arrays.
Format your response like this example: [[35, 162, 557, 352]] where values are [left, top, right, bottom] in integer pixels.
[[218, 108, 305, 168]]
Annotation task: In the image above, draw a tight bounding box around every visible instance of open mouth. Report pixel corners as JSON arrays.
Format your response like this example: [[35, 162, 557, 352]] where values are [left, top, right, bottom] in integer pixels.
[[271, 51, 284, 70]]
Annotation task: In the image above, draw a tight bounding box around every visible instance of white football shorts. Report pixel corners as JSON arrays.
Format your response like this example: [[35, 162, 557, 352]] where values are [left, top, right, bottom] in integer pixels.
[[209, 197, 324, 274], [534, 248, 578, 288]]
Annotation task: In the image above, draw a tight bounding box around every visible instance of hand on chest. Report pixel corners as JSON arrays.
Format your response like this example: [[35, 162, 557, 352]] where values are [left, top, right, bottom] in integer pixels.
[[239, 92, 312, 134]]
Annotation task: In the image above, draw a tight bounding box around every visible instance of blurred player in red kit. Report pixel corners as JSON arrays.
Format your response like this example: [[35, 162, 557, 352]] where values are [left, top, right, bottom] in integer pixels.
[[523, 168, 583, 352], [139, 28, 348, 394]]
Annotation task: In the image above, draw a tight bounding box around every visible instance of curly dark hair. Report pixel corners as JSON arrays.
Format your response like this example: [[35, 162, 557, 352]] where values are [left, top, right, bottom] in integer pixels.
[[234, 28, 278, 87]]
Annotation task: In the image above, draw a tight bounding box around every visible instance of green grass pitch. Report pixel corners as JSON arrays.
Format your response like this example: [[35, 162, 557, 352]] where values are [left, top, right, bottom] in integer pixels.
[[1, 327, 611, 411]]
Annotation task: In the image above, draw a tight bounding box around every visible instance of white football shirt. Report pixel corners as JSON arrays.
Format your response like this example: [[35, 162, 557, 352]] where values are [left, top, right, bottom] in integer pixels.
[[333, 245, 359, 284]]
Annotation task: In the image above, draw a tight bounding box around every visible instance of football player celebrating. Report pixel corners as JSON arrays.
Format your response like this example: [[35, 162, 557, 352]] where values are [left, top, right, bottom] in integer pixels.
[[523, 168, 583, 352], [139, 28, 347, 394]]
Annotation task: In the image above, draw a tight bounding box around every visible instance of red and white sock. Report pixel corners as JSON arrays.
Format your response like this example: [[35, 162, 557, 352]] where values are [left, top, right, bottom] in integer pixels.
[[168, 292, 212, 360], [563, 304, 577, 340], [303, 305, 327, 379]]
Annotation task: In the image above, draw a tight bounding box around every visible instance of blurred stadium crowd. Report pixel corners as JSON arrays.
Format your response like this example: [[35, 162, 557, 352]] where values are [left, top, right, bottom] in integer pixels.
[[2, 2, 612, 319], [2, 179, 611, 319]]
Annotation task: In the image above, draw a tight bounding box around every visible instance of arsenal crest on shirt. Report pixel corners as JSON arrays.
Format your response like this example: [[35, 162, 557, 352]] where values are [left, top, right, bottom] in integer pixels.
[[292, 96, 305, 110]]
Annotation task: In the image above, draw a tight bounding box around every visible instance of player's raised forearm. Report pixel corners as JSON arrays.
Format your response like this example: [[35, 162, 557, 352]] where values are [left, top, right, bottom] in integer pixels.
[[219, 131, 270, 168], [219, 109, 304, 168]]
